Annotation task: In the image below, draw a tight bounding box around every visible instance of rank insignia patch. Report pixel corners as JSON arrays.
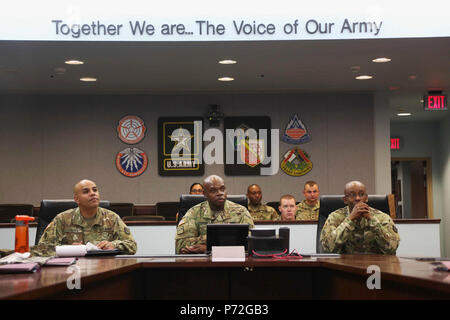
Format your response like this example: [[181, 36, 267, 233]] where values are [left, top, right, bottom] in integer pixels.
[[116, 147, 148, 177], [158, 117, 204, 176], [117, 115, 146, 144], [280, 147, 313, 176], [281, 114, 311, 144]]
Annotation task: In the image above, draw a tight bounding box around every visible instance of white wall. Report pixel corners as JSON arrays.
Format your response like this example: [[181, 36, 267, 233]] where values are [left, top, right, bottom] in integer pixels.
[[438, 115, 450, 257], [391, 118, 449, 256]]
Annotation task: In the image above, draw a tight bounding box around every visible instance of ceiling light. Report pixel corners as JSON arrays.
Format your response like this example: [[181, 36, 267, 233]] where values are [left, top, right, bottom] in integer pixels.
[[219, 60, 237, 65], [80, 77, 97, 82], [397, 112, 411, 116], [65, 60, 84, 65], [355, 75, 373, 80], [372, 57, 391, 63], [218, 77, 234, 82]]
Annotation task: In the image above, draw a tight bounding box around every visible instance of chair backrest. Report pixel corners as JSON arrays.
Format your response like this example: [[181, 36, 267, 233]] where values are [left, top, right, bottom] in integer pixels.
[[109, 202, 134, 218], [123, 215, 165, 222], [266, 201, 280, 215], [34, 200, 110, 245], [177, 194, 248, 222], [155, 202, 180, 221], [0, 204, 34, 223], [316, 194, 389, 253]]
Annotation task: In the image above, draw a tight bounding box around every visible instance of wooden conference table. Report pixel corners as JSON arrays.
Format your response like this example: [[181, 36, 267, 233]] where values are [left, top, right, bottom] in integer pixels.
[[1, 254, 449, 300]]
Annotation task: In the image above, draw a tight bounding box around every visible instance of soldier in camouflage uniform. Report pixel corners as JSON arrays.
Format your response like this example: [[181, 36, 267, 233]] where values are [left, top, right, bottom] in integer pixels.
[[247, 184, 279, 220], [175, 175, 254, 254], [296, 180, 320, 220], [36, 179, 136, 256], [320, 181, 400, 255]]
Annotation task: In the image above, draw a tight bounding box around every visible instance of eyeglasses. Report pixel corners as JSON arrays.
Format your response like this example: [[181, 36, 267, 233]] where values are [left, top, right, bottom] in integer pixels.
[[345, 192, 367, 199]]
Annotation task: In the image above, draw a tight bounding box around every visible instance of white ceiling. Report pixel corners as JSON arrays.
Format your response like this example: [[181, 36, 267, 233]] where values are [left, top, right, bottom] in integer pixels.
[[0, 38, 449, 121]]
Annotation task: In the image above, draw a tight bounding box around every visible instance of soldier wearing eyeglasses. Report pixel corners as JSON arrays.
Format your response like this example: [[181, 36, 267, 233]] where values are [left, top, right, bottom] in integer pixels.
[[320, 181, 400, 254]]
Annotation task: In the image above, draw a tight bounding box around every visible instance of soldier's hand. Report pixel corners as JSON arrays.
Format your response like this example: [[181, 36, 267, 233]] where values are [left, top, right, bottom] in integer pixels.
[[349, 202, 370, 221], [361, 210, 372, 220], [181, 244, 207, 254], [97, 241, 116, 250]]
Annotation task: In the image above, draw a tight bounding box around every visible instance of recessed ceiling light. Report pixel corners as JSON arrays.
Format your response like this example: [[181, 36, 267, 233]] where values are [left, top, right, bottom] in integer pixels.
[[65, 60, 84, 65], [80, 77, 97, 82], [355, 75, 373, 80], [397, 112, 412, 116], [219, 60, 237, 65], [218, 77, 234, 82], [372, 57, 391, 63]]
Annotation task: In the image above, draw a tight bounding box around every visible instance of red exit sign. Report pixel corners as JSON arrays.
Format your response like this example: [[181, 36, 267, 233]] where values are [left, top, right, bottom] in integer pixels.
[[390, 137, 401, 150], [424, 94, 447, 110]]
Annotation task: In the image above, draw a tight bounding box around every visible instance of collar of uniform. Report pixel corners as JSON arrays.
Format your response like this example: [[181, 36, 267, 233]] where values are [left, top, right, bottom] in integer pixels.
[[203, 200, 231, 220], [72, 207, 102, 228], [343, 206, 351, 216], [300, 200, 319, 209]]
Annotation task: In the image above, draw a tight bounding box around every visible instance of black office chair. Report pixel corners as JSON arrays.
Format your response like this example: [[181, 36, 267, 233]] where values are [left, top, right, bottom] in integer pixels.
[[266, 201, 280, 215], [316, 195, 389, 253], [109, 202, 134, 218], [177, 194, 248, 222], [123, 215, 165, 222], [34, 200, 110, 245], [0, 204, 34, 223], [156, 201, 180, 221]]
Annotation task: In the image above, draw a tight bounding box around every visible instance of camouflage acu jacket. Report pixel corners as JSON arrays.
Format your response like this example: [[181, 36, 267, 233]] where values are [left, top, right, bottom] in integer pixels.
[[175, 200, 254, 253], [36, 207, 137, 255], [320, 206, 400, 255], [248, 203, 279, 221], [296, 200, 320, 220]]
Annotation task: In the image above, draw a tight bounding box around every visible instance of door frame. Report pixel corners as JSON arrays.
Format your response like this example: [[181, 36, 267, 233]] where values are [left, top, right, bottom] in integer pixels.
[[391, 157, 433, 219]]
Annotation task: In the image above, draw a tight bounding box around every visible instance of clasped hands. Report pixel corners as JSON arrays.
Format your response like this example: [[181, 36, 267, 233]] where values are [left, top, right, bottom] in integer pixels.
[[349, 202, 372, 221], [180, 244, 207, 254]]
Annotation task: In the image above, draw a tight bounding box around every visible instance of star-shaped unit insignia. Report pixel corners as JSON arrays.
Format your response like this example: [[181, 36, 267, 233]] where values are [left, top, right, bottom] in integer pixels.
[[170, 127, 193, 153]]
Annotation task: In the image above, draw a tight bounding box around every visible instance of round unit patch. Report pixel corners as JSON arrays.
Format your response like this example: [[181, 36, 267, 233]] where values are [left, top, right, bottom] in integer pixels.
[[116, 147, 148, 177], [117, 115, 146, 144], [280, 147, 313, 176]]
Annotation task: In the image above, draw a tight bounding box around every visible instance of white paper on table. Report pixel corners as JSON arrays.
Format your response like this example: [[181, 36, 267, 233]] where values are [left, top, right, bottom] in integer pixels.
[[55, 245, 87, 257]]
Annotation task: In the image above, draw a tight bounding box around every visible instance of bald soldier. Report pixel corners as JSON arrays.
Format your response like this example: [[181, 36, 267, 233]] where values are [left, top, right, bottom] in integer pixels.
[[247, 184, 278, 220], [175, 175, 254, 254], [296, 181, 320, 220], [320, 181, 400, 255], [38, 179, 137, 255]]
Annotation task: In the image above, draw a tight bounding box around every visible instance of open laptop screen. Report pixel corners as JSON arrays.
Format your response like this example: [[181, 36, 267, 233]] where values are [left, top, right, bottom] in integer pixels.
[[206, 224, 249, 253]]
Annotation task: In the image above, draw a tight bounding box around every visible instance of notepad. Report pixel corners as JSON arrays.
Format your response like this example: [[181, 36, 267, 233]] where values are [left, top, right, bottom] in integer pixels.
[[0, 263, 40, 273]]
